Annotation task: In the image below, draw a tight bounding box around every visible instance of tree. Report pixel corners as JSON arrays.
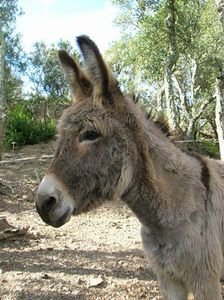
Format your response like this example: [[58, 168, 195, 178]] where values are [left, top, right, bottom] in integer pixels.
[[109, 0, 224, 139], [0, 0, 24, 159], [215, 0, 224, 159], [27, 41, 73, 98], [215, 73, 224, 159], [25, 40, 79, 122], [216, 0, 224, 30], [0, 27, 6, 160]]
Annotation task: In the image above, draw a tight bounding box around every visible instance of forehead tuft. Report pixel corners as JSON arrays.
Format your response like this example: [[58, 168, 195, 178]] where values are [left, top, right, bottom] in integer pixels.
[[57, 98, 109, 133]]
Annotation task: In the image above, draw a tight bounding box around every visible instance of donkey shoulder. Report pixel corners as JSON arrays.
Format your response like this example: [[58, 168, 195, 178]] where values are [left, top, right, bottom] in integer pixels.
[[205, 157, 224, 209]]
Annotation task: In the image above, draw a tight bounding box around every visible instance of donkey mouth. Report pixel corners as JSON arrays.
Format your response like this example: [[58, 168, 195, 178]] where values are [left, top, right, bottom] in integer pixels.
[[52, 209, 72, 228], [36, 204, 72, 228]]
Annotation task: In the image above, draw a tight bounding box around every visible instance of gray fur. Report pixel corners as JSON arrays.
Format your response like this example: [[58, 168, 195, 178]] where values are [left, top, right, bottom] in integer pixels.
[[36, 36, 224, 300]]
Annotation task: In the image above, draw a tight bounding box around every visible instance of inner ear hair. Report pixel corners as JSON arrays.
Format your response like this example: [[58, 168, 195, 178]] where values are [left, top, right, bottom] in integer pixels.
[[58, 50, 92, 99], [76, 35, 112, 101], [58, 50, 80, 76]]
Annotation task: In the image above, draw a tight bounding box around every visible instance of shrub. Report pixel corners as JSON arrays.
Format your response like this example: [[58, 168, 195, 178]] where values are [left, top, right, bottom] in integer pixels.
[[4, 104, 56, 148], [185, 140, 220, 159]]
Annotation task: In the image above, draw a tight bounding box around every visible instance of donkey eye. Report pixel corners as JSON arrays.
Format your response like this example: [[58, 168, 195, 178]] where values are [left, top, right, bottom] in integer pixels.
[[79, 130, 99, 142]]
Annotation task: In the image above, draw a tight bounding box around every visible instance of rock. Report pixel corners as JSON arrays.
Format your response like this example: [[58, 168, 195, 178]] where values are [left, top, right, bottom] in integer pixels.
[[41, 273, 51, 280], [88, 276, 104, 288], [46, 247, 54, 251], [77, 278, 85, 285], [0, 218, 29, 241]]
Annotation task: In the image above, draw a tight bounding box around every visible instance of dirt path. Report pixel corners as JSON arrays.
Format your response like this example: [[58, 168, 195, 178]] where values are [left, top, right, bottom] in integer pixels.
[[0, 142, 158, 300]]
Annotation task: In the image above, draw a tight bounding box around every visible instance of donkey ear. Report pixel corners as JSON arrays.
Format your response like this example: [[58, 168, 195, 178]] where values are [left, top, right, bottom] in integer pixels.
[[76, 35, 119, 104], [58, 50, 92, 102]]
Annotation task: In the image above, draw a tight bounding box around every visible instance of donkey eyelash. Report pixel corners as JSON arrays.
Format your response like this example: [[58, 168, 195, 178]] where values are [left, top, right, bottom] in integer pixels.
[[79, 130, 100, 142]]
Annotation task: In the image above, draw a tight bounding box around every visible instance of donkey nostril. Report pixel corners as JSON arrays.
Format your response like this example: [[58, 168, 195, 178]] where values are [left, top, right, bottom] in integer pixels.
[[43, 196, 57, 212]]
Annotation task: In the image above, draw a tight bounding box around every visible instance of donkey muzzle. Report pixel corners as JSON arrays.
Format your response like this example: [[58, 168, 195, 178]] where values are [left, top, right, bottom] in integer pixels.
[[36, 174, 75, 227]]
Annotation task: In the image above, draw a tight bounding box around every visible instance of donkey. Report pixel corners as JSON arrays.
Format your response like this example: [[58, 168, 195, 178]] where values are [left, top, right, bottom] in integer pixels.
[[36, 36, 224, 300]]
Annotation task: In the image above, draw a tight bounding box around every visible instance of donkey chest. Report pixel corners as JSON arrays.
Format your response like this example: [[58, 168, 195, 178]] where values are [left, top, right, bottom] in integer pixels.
[[140, 224, 191, 273]]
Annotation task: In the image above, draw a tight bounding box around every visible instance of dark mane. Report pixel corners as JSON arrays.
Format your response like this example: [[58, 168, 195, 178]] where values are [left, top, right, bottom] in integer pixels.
[[130, 93, 210, 192], [130, 94, 171, 137]]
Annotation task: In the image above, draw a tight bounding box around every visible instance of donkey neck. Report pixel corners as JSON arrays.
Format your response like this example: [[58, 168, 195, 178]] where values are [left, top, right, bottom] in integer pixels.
[[121, 107, 206, 229]]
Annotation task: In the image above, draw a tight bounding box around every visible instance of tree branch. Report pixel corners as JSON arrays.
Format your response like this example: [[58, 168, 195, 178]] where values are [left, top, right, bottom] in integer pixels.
[[194, 96, 216, 121], [172, 74, 190, 117]]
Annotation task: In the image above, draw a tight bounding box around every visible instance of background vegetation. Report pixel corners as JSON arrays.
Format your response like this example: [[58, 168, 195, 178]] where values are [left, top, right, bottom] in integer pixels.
[[0, 0, 224, 159]]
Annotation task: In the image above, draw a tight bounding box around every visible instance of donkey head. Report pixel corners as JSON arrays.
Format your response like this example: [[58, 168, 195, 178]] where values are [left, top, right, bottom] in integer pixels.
[[36, 36, 140, 228]]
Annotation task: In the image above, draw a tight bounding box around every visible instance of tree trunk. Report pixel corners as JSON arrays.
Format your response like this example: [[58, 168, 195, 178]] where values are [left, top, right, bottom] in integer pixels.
[[208, 119, 219, 140], [215, 74, 224, 160], [164, 66, 177, 130], [164, 0, 179, 131], [156, 84, 165, 113], [215, 0, 224, 160], [216, 0, 224, 30], [185, 118, 197, 140], [0, 31, 6, 161]]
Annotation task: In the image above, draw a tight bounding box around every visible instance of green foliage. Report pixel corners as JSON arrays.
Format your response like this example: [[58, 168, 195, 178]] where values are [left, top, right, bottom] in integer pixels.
[[27, 40, 78, 100], [0, 0, 22, 28], [4, 104, 56, 148], [108, 0, 224, 139], [185, 140, 220, 159], [0, 0, 26, 107], [110, 0, 223, 84], [1, 0, 26, 74]]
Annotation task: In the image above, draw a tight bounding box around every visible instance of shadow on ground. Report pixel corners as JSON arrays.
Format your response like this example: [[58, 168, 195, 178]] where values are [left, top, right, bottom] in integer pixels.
[[0, 247, 155, 281]]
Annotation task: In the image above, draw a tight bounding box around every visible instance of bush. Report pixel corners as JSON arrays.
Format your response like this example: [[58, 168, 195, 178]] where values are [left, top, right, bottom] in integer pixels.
[[185, 140, 220, 159], [4, 104, 56, 148]]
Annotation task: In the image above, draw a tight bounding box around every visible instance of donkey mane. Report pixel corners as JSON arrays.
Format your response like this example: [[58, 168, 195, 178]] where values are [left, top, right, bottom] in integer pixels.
[[130, 94, 171, 136], [129, 94, 210, 194], [135, 99, 211, 193]]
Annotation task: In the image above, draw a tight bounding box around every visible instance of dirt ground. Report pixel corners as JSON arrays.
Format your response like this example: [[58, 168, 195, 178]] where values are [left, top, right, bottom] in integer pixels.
[[0, 141, 159, 300]]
